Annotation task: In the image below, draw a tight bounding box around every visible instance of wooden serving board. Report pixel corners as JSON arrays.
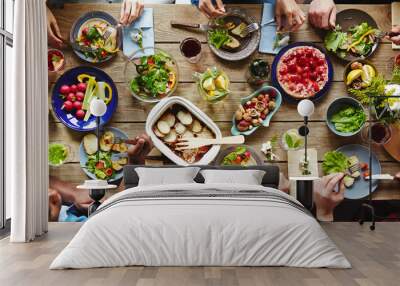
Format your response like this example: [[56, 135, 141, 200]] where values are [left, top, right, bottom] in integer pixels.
[[384, 124, 400, 162]]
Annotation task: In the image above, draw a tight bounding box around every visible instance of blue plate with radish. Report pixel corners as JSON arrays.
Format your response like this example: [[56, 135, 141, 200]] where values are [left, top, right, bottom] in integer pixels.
[[51, 66, 118, 132]]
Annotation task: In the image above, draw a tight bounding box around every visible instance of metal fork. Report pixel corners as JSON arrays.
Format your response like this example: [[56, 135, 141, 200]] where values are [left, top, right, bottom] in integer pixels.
[[240, 22, 260, 38], [175, 135, 244, 151], [374, 30, 400, 39]]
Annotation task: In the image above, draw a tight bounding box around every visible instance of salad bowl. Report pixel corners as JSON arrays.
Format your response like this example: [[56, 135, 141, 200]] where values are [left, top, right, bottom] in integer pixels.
[[326, 97, 366, 137], [124, 48, 179, 103], [70, 11, 120, 63], [323, 9, 379, 62], [231, 85, 282, 136]]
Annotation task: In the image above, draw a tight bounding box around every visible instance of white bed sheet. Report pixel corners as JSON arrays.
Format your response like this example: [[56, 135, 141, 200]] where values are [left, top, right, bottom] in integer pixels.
[[50, 183, 350, 269]]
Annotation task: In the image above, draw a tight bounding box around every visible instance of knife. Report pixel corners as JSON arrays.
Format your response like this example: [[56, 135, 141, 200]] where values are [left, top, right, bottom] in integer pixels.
[[170, 21, 214, 32]]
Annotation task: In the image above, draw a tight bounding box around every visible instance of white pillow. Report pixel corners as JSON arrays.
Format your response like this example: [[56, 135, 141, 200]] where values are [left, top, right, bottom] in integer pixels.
[[200, 170, 266, 185], [136, 167, 200, 186]]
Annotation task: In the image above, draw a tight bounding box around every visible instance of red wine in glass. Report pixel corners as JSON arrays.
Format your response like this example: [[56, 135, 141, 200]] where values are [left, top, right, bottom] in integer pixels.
[[180, 38, 202, 63], [364, 123, 392, 145]]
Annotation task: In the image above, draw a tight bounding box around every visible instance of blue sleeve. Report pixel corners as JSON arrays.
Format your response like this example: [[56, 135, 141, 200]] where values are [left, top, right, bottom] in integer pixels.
[[191, 0, 199, 5]]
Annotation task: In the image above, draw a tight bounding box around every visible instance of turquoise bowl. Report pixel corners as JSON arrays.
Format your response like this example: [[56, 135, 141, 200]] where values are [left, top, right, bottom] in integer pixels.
[[231, 85, 282, 136], [326, 97, 366, 137]]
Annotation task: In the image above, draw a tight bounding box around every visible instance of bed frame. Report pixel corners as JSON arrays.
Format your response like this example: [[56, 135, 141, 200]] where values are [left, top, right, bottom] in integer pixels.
[[123, 165, 280, 189]]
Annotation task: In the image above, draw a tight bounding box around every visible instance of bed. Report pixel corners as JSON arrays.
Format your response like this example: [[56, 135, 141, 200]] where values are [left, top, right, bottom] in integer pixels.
[[50, 165, 350, 269]]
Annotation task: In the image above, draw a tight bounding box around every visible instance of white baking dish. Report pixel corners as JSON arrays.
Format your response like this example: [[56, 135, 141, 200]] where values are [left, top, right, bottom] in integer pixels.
[[146, 96, 222, 166]]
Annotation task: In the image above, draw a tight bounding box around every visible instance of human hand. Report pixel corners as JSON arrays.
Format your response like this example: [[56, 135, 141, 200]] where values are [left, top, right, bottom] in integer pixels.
[[308, 0, 336, 30], [313, 173, 345, 222], [386, 26, 400, 45], [275, 0, 306, 32], [46, 6, 64, 48], [49, 189, 62, 222], [126, 133, 154, 165], [73, 188, 93, 213], [120, 0, 144, 26], [395, 172, 400, 181], [198, 0, 225, 19]]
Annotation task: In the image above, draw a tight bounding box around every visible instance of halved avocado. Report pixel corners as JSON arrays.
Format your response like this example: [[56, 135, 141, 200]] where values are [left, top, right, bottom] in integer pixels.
[[223, 36, 240, 49], [231, 22, 247, 38]]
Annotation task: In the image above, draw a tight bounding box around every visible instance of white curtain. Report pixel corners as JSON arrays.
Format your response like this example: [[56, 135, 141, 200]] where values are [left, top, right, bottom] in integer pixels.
[[7, 0, 49, 242]]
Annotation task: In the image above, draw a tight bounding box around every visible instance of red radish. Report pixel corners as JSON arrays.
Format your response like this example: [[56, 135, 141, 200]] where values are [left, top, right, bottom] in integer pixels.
[[75, 109, 85, 120], [67, 93, 76, 102], [63, 100, 73, 112], [244, 151, 251, 158], [70, 84, 77, 93], [73, 101, 82, 110], [76, 91, 84, 101], [60, 85, 70, 94], [77, 82, 86, 92]]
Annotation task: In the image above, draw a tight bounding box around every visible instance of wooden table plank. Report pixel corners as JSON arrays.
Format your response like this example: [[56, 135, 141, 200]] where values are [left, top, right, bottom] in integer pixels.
[[49, 121, 395, 162], [49, 43, 396, 84], [50, 81, 375, 123], [53, 4, 392, 43], [50, 162, 400, 200]]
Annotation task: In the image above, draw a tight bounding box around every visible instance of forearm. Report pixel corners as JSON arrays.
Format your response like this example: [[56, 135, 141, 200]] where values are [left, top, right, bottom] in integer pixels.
[[316, 206, 334, 222], [49, 176, 78, 203]]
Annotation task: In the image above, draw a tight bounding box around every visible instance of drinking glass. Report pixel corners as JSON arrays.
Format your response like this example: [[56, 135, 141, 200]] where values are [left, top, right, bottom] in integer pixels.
[[180, 37, 202, 63], [361, 122, 392, 145]]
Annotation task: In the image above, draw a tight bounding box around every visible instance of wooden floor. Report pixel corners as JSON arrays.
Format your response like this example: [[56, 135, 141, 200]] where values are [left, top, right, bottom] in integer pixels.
[[1, 223, 400, 286]]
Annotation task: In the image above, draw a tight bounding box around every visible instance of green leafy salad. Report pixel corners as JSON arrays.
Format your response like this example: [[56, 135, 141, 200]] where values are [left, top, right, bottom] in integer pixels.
[[86, 151, 114, 180], [130, 51, 177, 99], [322, 151, 349, 174], [330, 105, 366, 133], [325, 22, 377, 58], [48, 143, 68, 166]]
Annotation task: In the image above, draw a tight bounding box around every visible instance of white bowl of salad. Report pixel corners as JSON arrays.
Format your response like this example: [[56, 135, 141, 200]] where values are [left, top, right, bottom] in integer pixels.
[[124, 48, 179, 103]]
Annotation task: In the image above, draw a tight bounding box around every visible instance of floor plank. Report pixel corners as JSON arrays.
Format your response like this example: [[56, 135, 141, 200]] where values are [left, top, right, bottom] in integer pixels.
[[1, 222, 399, 286]]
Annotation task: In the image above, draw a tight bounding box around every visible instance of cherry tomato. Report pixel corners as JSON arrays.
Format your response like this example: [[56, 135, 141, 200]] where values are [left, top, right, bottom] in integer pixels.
[[77, 82, 86, 92], [67, 93, 76, 102], [70, 84, 78, 93], [234, 155, 242, 164], [360, 163, 369, 170], [101, 50, 107, 58], [147, 58, 155, 65], [244, 151, 251, 158], [73, 101, 82, 110], [76, 91, 84, 101], [95, 161, 105, 169], [105, 168, 113, 176], [63, 100, 73, 112], [363, 171, 370, 179], [75, 109, 85, 120], [82, 27, 89, 35], [60, 85, 70, 94]]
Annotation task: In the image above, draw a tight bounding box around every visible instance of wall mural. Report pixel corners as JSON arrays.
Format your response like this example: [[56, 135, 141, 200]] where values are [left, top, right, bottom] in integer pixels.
[[47, 1, 400, 223]]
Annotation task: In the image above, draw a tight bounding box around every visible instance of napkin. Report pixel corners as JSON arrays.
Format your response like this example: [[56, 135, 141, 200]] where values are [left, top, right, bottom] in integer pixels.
[[122, 8, 155, 58], [259, 2, 289, 54]]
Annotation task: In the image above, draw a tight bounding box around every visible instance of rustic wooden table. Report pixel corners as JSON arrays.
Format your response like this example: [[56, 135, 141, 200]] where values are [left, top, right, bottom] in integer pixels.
[[49, 3, 399, 200]]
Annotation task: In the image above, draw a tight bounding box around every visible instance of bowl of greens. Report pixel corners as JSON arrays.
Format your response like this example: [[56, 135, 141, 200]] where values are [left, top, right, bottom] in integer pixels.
[[124, 48, 179, 103], [326, 97, 366, 137], [323, 9, 379, 61]]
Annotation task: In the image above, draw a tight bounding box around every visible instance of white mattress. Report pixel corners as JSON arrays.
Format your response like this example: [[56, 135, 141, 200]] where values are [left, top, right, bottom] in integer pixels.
[[50, 183, 351, 269]]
